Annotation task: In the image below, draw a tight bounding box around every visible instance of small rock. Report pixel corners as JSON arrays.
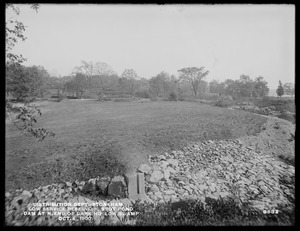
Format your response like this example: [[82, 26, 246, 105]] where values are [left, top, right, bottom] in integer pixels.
[[182, 185, 192, 192], [166, 166, 177, 174], [21, 190, 32, 198], [138, 164, 152, 174], [149, 184, 160, 192], [160, 161, 169, 169], [96, 176, 111, 195], [197, 185, 208, 191], [158, 155, 166, 160], [82, 181, 96, 194], [148, 171, 164, 183], [167, 159, 179, 168], [164, 189, 176, 195], [163, 169, 170, 180], [66, 182, 72, 187], [5, 192, 11, 198]]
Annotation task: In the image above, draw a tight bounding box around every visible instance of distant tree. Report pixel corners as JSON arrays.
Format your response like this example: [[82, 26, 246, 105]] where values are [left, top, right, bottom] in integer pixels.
[[224, 79, 240, 99], [121, 69, 139, 97], [149, 71, 172, 97], [276, 81, 284, 97], [73, 61, 96, 98], [209, 80, 226, 94], [283, 83, 295, 96], [253, 76, 269, 98], [6, 64, 47, 102], [93, 62, 118, 99], [178, 67, 209, 97], [238, 75, 255, 97], [73, 73, 88, 98]]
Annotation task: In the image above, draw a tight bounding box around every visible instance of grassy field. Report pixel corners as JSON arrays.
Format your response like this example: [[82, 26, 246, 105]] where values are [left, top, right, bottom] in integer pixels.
[[5, 99, 268, 191]]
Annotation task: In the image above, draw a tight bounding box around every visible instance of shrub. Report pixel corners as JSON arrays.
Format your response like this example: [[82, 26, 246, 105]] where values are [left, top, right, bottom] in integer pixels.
[[168, 92, 178, 101], [214, 98, 234, 107], [135, 90, 152, 99], [131, 197, 294, 226], [278, 112, 295, 124], [67, 96, 78, 99]]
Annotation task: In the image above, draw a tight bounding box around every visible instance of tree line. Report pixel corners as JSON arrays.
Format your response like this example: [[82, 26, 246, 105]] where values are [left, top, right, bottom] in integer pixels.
[[6, 60, 295, 102]]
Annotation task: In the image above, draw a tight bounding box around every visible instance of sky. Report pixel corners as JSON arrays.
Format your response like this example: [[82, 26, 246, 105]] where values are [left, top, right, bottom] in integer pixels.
[[6, 4, 295, 89]]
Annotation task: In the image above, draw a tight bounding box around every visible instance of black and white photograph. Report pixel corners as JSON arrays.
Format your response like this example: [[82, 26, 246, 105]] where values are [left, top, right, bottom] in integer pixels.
[[5, 4, 295, 226]]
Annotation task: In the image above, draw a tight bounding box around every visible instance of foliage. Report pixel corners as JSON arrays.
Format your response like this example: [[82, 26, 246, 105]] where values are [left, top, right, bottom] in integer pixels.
[[215, 75, 269, 99], [209, 80, 226, 94], [283, 83, 294, 96], [121, 69, 139, 97], [178, 67, 209, 97], [132, 197, 294, 226], [278, 112, 295, 124], [6, 4, 55, 142], [6, 102, 55, 141], [149, 72, 178, 98], [276, 81, 284, 97], [214, 97, 234, 107], [6, 64, 50, 101], [168, 92, 178, 101], [253, 76, 269, 98]]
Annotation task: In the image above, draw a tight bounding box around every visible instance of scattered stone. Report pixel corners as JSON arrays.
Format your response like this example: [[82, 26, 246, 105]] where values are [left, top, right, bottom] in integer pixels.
[[149, 184, 160, 192], [160, 161, 169, 169], [157, 155, 166, 160], [108, 176, 126, 198], [167, 159, 179, 168], [82, 181, 96, 194], [138, 164, 152, 174], [96, 176, 111, 195], [148, 171, 164, 183]]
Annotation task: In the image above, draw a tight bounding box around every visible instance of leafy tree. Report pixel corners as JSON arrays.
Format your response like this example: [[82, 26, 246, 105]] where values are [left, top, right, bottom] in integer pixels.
[[283, 83, 295, 96], [209, 80, 226, 94], [276, 81, 284, 97], [5, 4, 54, 141], [73, 61, 96, 98], [224, 79, 240, 99], [93, 62, 118, 100], [238, 75, 255, 97], [73, 73, 88, 98], [149, 71, 172, 97], [6, 65, 47, 101], [178, 67, 209, 97], [121, 69, 139, 97], [253, 76, 269, 98]]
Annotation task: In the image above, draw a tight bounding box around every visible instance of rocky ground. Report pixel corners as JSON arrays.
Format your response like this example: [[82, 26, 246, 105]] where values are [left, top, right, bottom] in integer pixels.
[[5, 116, 295, 226]]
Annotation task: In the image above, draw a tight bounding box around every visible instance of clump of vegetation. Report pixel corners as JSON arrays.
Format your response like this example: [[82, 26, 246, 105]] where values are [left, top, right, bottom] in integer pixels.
[[214, 97, 234, 107], [278, 112, 295, 124], [168, 92, 178, 101], [131, 197, 294, 226]]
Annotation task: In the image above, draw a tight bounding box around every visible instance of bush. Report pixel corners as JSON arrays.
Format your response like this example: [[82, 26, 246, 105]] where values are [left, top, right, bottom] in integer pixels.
[[168, 92, 178, 101], [135, 90, 152, 99], [67, 96, 78, 99], [214, 98, 234, 107], [131, 197, 294, 226], [278, 112, 295, 124]]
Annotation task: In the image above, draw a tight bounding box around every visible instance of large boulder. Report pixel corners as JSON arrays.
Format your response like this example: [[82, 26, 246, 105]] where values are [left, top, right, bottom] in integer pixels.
[[108, 176, 127, 198]]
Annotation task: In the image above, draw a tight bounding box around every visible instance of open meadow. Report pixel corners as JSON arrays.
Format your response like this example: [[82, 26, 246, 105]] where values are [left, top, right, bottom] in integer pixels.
[[5, 99, 268, 191]]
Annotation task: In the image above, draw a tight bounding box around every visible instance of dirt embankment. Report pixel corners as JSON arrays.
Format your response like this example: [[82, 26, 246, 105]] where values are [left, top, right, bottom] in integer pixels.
[[238, 116, 295, 166]]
